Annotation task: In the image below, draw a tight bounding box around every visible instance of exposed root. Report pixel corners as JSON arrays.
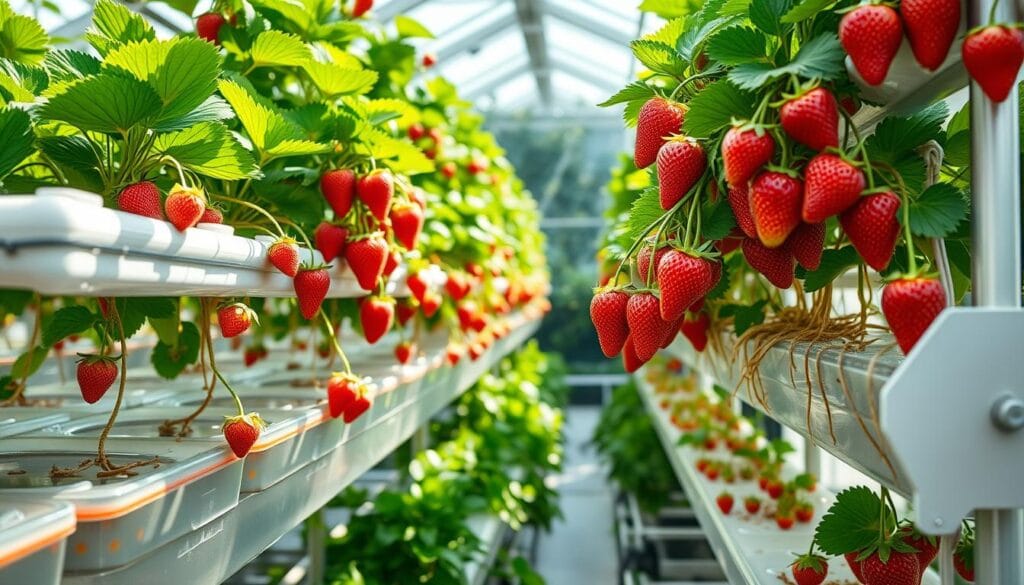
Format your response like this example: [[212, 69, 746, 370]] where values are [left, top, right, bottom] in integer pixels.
[[161, 300, 217, 438]]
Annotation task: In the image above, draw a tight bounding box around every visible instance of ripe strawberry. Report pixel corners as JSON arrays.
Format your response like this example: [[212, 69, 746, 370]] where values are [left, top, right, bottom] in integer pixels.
[[659, 314, 683, 348], [294, 266, 331, 319], [636, 245, 669, 285], [901, 0, 960, 71], [750, 171, 802, 248], [198, 206, 223, 224], [803, 154, 865, 223], [882, 277, 946, 353], [467, 158, 487, 175], [861, 550, 920, 585], [780, 88, 839, 151], [680, 311, 710, 352], [218, 302, 256, 338], [590, 289, 630, 358], [445, 271, 471, 300], [626, 292, 673, 362], [327, 373, 360, 418], [321, 169, 356, 218], [76, 355, 118, 404], [406, 272, 428, 302], [422, 52, 436, 68], [900, 527, 939, 572], [117, 181, 163, 220], [715, 229, 744, 255], [408, 123, 426, 141], [657, 138, 706, 210], [788, 223, 825, 271], [164, 184, 206, 231], [351, 0, 373, 18], [962, 25, 1024, 103], [243, 347, 261, 367], [222, 413, 265, 458], [840, 5, 902, 85], [268, 238, 300, 277], [634, 97, 687, 168], [395, 341, 415, 364], [716, 492, 734, 514], [382, 249, 400, 279], [396, 299, 417, 326], [795, 502, 814, 523], [344, 234, 388, 291], [775, 512, 795, 530], [705, 465, 720, 480], [390, 202, 424, 250], [446, 343, 464, 366], [728, 183, 758, 238], [844, 552, 866, 582], [467, 341, 484, 361], [441, 162, 457, 179], [421, 291, 442, 317], [722, 125, 775, 188], [840, 191, 901, 271], [791, 554, 828, 585], [744, 496, 761, 514], [360, 296, 394, 344], [766, 480, 784, 499], [314, 222, 348, 263], [456, 300, 480, 331], [656, 250, 720, 322], [954, 539, 974, 581], [196, 12, 226, 44], [357, 170, 394, 221]]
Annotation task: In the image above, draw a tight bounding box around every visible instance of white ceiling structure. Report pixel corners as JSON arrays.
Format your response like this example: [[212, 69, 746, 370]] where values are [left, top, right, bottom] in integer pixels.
[[12, 0, 656, 115]]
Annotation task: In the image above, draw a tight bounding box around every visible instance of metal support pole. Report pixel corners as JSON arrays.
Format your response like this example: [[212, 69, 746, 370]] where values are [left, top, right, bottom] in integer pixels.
[[307, 510, 326, 585], [803, 442, 821, 481], [969, 0, 1024, 579]]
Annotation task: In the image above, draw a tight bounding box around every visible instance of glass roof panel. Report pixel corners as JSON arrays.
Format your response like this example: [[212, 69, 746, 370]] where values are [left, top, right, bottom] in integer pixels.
[[435, 26, 525, 87], [406, 0, 502, 38]]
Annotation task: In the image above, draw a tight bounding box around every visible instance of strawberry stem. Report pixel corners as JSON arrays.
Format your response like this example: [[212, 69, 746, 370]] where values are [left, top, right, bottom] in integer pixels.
[[96, 299, 128, 471], [278, 218, 315, 253], [318, 308, 352, 374], [217, 195, 286, 238]]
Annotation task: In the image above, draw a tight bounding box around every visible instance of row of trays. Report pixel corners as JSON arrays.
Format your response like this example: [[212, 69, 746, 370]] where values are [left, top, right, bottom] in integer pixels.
[[0, 309, 541, 585]]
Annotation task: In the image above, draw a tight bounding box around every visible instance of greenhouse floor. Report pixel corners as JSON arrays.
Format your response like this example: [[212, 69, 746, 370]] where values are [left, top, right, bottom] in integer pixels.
[[537, 406, 618, 585]]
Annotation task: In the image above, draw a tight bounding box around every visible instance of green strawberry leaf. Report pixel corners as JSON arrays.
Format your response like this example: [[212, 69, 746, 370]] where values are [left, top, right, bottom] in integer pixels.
[[394, 15, 434, 39], [44, 49, 102, 83], [702, 199, 737, 240], [865, 102, 948, 165], [40, 73, 162, 134], [0, 107, 33, 181], [0, 9, 49, 65], [304, 61, 378, 97], [150, 320, 200, 379], [250, 30, 311, 68], [721, 300, 767, 335], [643, 17, 686, 47], [632, 39, 688, 78], [11, 345, 47, 379], [729, 33, 844, 90], [639, 0, 695, 18], [909, 183, 968, 238], [0, 289, 32, 315], [815, 486, 893, 555], [625, 187, 664, 244], [677, 16, 737, 63], [749, 0, 794, 37], [683, 79, 757, 138], [113, 297, 176, 340], [152, 95, 235, 133], [598, 81, 656, 108], [706, 26, 768, 66], [155, 121, 260, 180], [798, 246, 859, 292], [86, 0, 155, 56], [781, 0, 837, 23], [42, 306, 96, 347], [705, 257, 732, 300]]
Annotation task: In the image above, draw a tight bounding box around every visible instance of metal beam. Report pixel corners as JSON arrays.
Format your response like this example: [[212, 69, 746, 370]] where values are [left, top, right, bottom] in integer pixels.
[[513, 0, 552, 107], [435, 10, 517, 61], [540, 0, 634, 47], [375, 0, 431, 21]]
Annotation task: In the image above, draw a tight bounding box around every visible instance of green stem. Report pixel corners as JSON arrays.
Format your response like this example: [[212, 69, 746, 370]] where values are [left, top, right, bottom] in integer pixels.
[[319, 308, 352, 374], [278, 218, 315, 252], [988, 0, 1000, 25], [213, 367, 245, 417], [217, 195, 286, 238]]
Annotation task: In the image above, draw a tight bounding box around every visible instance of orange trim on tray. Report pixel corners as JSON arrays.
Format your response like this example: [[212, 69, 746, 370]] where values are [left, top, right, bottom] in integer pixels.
[[0, 516, 75, 569]]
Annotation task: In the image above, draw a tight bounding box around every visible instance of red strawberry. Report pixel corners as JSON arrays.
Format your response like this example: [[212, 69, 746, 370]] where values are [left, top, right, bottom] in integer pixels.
[[314, 222, 348, 263], [791, 554, 828, 585], [196, 12, 226, 44], [716, 492, 734, 514], [360, 296, 394, 344], [657, 138, 706, 210], [962, 25, 1024, 103], [395, 341, 414, 364], [422, 52, 436, 68], [656, 250, 720, 322], [198, 206, 223, 224], [621, 333, 645, 373], [164, 184, 206, 231], [408, 123, 426, 141], [722, 125, 775, 188], [901, 0, 960, 71], [294, 266, 331, 319], [840, 5, 903, 85], [788, 222, 825, 271], [626, 292, 673, 362], [268, 238, 300, 277], [590, 289, 630, 358], [780, 87, 839, 151], [750, 171, 803, 248], [327, 373, 359, 418], [445, 271, 471, 300], [900, 527, 940, 572], [766, 480, 784, 499], [744, 496, 761, 514], [775, 512, 795, 530], [222, 413, 265, 458], [321, 168, 356, 218], [396, 299, 417, 326], [882, 277, 946, 354], [715, 231, 743, 255], [76, 355, 118, 404], [634, 97, 687, 168], [744, 238, 794, 288], [954, 539, 974, 582], [440, 162, 457, 179], [802, 154, 865, 223], [680, 312, 710, 351], [861, 550, 919, 585], [117, 181, 163, 220], [344, 234, 388, 291], [659, 314, 683, 348], [390, 202, 424, 250], [446, 343, 463, 365], [244, 346, 261, 367], [406, 272, 428, 302], [845, 552, 867, 583], [840, 191, 901, 271], [728, 183, 757, 238], [382, 249, 400, 279], [344, 388, 372, 422], [421, 291, 442, 317], [357, 170, 394, 221], [636, 245, 669, 285], [351, 0, 373, 18], [795, 503, 814, 523], [218, 302, 256, 338], [456, 300, 480, 331]]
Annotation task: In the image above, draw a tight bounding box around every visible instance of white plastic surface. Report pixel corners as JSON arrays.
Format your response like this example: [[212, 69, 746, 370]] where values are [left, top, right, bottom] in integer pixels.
[[0, 496, 74, 585]]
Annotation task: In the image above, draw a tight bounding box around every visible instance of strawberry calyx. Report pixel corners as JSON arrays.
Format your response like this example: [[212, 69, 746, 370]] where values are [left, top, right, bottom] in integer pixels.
[[761, 164, 799, 178], [835, 0, 898, 15], [169, 183, 207, 204], [218, 301, 260, 327], [76, 353, 120, 364], [222, 412, 266, 431], [273, 235, 298, 247], [297, 262, 332, 272], [791, 552, 828, 573], [346, 230, 386, 243], [729, 118, 773, 136]]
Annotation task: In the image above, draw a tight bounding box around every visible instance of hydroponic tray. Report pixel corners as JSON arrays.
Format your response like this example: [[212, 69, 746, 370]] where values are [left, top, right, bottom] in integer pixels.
[[0, 408, 73, 438], [635, 369, 940, 585], [58, 314, 540, 585], [0, 496, 76, 585], [0, 188, 422, 298]]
